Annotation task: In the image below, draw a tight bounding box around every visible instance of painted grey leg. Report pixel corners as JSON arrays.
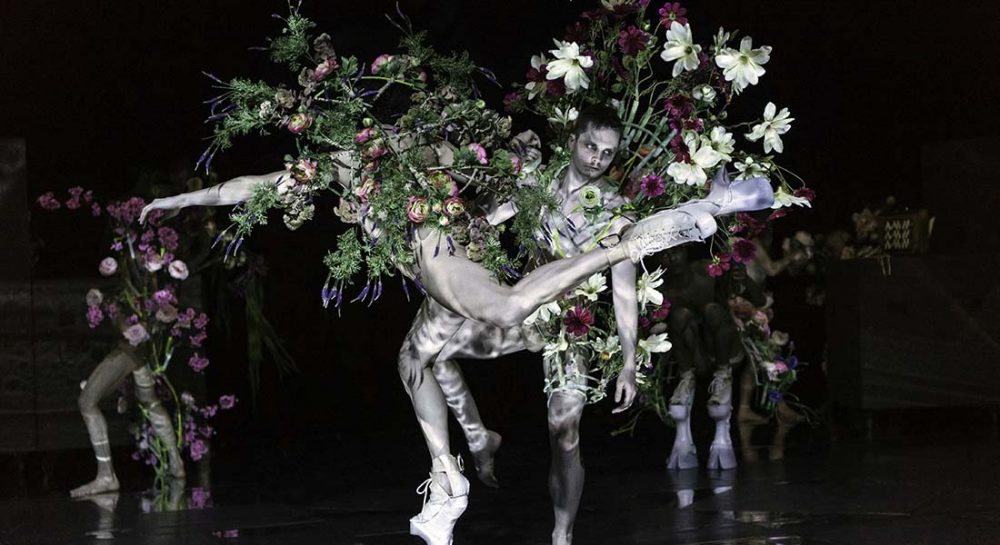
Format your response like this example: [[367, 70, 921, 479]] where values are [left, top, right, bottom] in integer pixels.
[[547, 390, 586, 545], [667, 369, 698, 469], [398, 300, 471, 545], [433, 359, 501, 488], [707, 367, 737, 470], [71, 347, 136, 497], [132, 366, 186, 480]]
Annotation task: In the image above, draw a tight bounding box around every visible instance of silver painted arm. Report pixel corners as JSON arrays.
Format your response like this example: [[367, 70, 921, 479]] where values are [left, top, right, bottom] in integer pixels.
[[610, 258, 639, 413]]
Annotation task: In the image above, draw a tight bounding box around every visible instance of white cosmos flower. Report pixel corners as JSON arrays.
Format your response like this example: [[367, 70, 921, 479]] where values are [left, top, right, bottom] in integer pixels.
[[543, 329, 570, 359], [526, 53, 548, 99], [524, 301, 563, 326], [771, 186, 811, 209], [660, 22, 702, 77], [734, 156, 771, 180], [715, 36, 771, 94], [547, 106, 580, 127], [573, 273, 608, 302], [638, 333, 672, 365], [746, 102, 794, 154], [636, 267, 665, 308], [546, 40, 593, 93], [667, 132, 723, 186], [708, 126, 735, 161], [592, 335, 621, 361]]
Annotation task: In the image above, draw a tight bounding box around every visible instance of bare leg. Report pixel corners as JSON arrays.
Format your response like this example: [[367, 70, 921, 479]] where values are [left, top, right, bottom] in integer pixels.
[[544, 349, 590, 545], [132, 366, 186, 479], [398, 300, 471, 545], [433, 359, 502, 488], [71, 347, 136, 497]]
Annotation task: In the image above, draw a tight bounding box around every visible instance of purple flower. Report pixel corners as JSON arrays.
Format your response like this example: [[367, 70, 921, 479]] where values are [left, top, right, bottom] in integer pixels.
[[189, 487, 211, 509], [157, 227, 179, 251], [37, 192, 61, 210], [86, 305, 104, 329], [145, 253, 165, 272], [153, 289, 176, 307], [193, 312, 209, 330], [189, 439, 209, 461], [123, 323, 149, 346], [188, 354, 210, 373], [502, 91, 524, 113], [219, 394, 237, 410], [354, 127, 376, 145], [617, 26, 650, 55], [563, 304, 595, 337], [639, 174, 665, 198], [181, 391, 195, 407], [105, 303, 119, 319], [731, 238, 757, 264], [99, 257, 118, 276], [768, 390, 784, 402], [200, 405, 218, 418], [199, 425, 215, 438], [90, 202, 102, 216], [658, 2, 688, 27], [190, 330, 208, 347], [156, 304, 179, 323], [66, 186, 84, 210]]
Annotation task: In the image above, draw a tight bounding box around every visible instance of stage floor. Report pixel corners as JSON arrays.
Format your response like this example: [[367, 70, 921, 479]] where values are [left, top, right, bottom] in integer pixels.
[[2, 413, 1000, 545]]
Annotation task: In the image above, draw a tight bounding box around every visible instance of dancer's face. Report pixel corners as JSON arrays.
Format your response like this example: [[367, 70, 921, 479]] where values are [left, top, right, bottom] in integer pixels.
[[569, 125, 620, 181]]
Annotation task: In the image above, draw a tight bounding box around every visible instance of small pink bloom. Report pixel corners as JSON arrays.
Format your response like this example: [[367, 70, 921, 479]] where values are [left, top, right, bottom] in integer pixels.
[[354, 127, 376, 145], [287, 112, 313, 134], [370, 54, 394, 74], [354, 177, 380, 203], [731, 238, 757, 264], [219, 395, 237, 410], [145, 253, 165, 272], [407, 196, 430, 223], [468, 143, 488, 165], [99, 257, 118, 276], [288, 158, 318, 184], [311, 57, 338, 81], [37, 192, 61, 210], [168, 260, 189, 280], [86, 305, 104, 329], [188, 354, 210, 373], [156, 304, 179, 323], [444, 197, 465, 217], [123, 323, 150, 346]]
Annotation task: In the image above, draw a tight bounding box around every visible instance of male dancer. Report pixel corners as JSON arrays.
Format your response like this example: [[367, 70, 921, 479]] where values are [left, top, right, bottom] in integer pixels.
[[403, 106, 637, 545], [139, 120, 773, 544]]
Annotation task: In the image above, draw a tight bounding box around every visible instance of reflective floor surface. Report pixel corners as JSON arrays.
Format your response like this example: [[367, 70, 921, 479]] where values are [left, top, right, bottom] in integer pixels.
[[3, 412, 1000, 544]]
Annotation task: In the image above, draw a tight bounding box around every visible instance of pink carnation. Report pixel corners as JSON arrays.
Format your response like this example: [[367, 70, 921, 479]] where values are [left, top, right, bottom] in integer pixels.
[[99, 257, 118, 276], [468, 143, 488, 165], [370, 54, 394, 74], [123, 323, 149, 346]]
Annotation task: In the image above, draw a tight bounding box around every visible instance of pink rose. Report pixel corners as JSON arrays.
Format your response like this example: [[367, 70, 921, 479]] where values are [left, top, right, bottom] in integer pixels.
[[145, 253, 165, 273], [354, 177, 380, 203], [123, 323, 150, 346], [444, 197, 465, 217], [311, 57, 338, 81], [98, 257, 118, 276], [468, 143, 488, 165], [407, 196, 430, 223], [288, 158, 318, 183], [354, 127, 376, 145], [168, 260, 189, 280], [287, 112, 314, 134], [370, 54, 394, 74]]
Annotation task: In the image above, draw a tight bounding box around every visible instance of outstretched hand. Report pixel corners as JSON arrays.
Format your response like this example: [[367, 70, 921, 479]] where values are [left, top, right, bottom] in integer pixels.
[[139, 198, 181, 225], [612, 366, 638, 414]]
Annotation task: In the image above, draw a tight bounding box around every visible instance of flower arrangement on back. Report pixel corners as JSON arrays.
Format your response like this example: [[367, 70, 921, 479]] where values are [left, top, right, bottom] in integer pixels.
[[505, 0, 813, 261]]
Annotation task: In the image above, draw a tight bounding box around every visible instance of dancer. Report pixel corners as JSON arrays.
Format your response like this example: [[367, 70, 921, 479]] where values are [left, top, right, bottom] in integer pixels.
[[140, 128, 772, 545], [72, 343, 185, 497]]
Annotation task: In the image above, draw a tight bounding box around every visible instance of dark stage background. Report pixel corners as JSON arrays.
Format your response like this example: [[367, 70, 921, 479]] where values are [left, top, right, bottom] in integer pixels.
[[2, 0, 1000, 466]]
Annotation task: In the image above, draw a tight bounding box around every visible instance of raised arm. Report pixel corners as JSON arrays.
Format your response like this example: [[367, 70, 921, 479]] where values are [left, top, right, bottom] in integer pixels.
[[139, 171, 291, 224], [610, 258, 638, 413]]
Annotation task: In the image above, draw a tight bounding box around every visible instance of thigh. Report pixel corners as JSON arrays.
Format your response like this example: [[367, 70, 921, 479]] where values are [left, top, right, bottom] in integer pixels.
[[400, 298, 470, 362], [435, 320, 526, 362], [415, 228, 511, 323]]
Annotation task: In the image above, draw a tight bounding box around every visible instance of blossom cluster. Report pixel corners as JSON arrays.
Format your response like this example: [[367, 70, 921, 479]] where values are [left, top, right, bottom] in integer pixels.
[[507, 1, 811, 260]]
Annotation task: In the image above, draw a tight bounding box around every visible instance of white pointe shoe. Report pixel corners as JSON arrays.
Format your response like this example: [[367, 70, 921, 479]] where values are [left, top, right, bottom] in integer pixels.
[[410, 454, 470, 545]]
